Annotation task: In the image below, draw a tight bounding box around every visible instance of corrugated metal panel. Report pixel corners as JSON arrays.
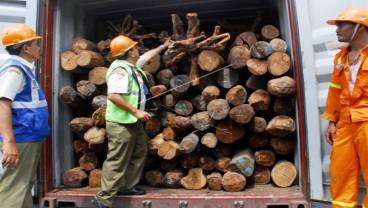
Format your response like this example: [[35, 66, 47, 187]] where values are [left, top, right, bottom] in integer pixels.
[[295, 0, 368, 203]]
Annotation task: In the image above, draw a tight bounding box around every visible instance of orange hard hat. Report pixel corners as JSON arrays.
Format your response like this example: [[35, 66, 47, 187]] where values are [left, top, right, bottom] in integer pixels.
[[327, 6, 368, 27], [2, 24, 41, 47], [110, 35, 137, 57]]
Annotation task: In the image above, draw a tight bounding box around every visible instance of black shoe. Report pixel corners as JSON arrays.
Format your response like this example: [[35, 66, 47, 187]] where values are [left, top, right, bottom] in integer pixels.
[[93, 198, 109, 208], [117, 187, 146, 196]]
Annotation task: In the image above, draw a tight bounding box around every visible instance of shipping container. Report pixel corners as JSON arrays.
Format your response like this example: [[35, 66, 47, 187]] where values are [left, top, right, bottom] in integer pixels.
[[13, 0, 368, 207]]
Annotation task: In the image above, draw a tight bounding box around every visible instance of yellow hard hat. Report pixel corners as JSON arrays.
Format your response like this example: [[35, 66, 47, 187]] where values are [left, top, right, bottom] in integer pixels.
[[110, 35, 137, 57], [2, 24, 41, 47], [327, 6, 368, 27]]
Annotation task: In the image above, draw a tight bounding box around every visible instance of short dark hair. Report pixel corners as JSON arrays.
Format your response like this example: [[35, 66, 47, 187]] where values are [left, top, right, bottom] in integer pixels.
[[5, 41, 32, 55], [114, 49, 130, 60]]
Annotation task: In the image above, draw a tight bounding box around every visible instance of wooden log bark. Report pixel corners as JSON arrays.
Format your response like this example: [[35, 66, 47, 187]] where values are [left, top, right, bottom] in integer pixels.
[[161, 158, 178, 172], [248, 89, 271, 111], [198, 50, 225, 72], [170, 74, 191, 98], [270, 137, 295, 155], [267, 52, 291, 76], [207, 172, 223, 191], [231, 31, 257, 48], [217, 67, 239, 89], [158, 141, 181, 160], [198, 156, 216, 171], [180, 153, 198, 169], [261, 25, 280, 40], [142, 55, 161, 74], [145, 117, 162, 137], [161, 94, 177, 109], [229, 104, 255, 124], [79, 152, 98, 171], [271, 160, 297, 187], [191, 95, 208, 111], [215, 157, 231, 172], [76, 80, 100, 98], [267, 76, 296, 97], [246, 74, 269, 90], [73, 139, 90, 154], [171, 14, 186, 41], [225, 85, 247, 106], [201, 132, 218, 149], [157, 69, 174, 87], [186, 13, 200, 39], [191, 111, 215, 131], [249, 166, 271, 185], [148, 133, 165, 155], [61, 51, 84, 72], [273, 97, 295, 115], [159, 111, 176, 127], [246, 58, 268, 75], [88, 66, 108, 85], [270, 38, 287, 53], [59, 86, 87, 107], [174, 100, 193, 116], [163, 169, 185, 188], [62, 167, 87, 187], [70, 117, 94, 134], [216, 118, 245, 144], [246, 133, 268, 149], [179, 132, 200, 154], [230, 148, 255, 177], [190, 54, 200, 86], [227, 45, 251, 70], [150, 85, 167, 97], [254, 150, 276, 167], [222, 171, 246, 192], [145, 169, 164, 187], [162, 126, 177, 141], [207, 99, 230, 120], [89, 168, 102, 188], [92, 107, 106, 127], [266, 115, 296, 137], [83, 127, 106, 144], [77, 50, 105, 68], [248, 117, 267, 133], [181, 168, 207, 190], [251, 41, 272, 59], [169, 116, 192, 132], [92, 95, 107, 109], [202, 86, 221, 102], [71, 37, 98, 53], [97, 39, 111, 55]]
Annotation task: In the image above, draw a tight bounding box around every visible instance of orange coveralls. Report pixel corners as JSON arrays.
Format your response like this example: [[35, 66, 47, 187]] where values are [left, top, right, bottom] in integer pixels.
[[322, 46, 368, 208]]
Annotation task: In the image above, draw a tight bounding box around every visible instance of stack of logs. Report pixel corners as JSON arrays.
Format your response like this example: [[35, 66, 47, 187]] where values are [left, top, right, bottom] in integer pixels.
[[60, 13, 297, 192]]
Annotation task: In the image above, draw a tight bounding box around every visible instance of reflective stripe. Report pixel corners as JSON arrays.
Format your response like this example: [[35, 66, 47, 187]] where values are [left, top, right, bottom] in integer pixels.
[[330, 82, 342, 89], [332, 200, 357, 207], [12, 100, 48, 108]]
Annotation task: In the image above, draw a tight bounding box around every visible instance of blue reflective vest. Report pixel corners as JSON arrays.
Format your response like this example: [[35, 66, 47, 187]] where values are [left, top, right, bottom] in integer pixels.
[[0, 59, 50, 142]]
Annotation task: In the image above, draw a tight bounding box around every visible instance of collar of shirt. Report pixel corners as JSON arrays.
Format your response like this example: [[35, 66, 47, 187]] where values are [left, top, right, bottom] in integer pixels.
[[10, 55, 36, 73]]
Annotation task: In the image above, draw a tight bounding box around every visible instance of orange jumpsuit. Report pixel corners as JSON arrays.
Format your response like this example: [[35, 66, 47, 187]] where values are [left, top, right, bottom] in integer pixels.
[[322, 46, 368, 208]]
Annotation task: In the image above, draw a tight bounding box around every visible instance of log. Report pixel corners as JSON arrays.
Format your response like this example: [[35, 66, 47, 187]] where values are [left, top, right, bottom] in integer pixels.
[[225, 85, 247, 106], [215, 157, 231, 172], [163, 169, 185, 188], [71, 37, 98, 53], [229, 104, 255, 124], [248, 89, 271, 111], [201, 132, 218, 149], [267, 52, 291, 76], [231, 31, 257, 48], [150, 85, 167, 97], [59, 86, 87, 107], [222, 171, 246, 192], [88, 66, 108, 85], [198, 50, 225, 72], [83, 127, 106, 144], [170, 74, 191, 98], [180, 153, 198, 169], [73, 139, 90, 154], [62, 167, 87, 187], [266, 115, 296, 137], [159, 111, 176, 127], [77, 50, 105, 68], [142, 55, 161, 74], [250, 41, 272, 59], [145, 169, 164, 187], [148, 133, 165, 155], [246, 74, 269, 91], [248, 117, 267, 133], [70, 117, 94, 134], [171, 14, 186, 41], [181, 168, 207, 190], [156, 69, 174, 87], [273, 97, 295, 115], [174, 100, 193, 116], [186, 13, 200, 38], [89, 168, 102, 188], [162, 126, 177, 141], [261, 25, 280, 40], [270, 38, 287, 53], [227, 45, 251, 70], [194, 143, 212, 157], [92, 95, 107, 109], [190, 54, 200, 86], [169, 116, 192, 132], [230, 148, 255, 177], [202, 86, 221, 102], [254, 150, 276, 167], [144, 117, 161, 137], [161, 94, 177, 109], [161, 158, 178, 172], [207, 172, 223, 191], [249, 166, 271, 185], [267, 76, 296, 98], [97, 39, 111, 54], [198, 157, 216, 171], [196, 72, 216, 90], [216, 118, 245, 144], [92, 107, 106, 127], [79, 152, 98, 171], [246, 58, 268, 75], [270, 137, 295, 155], [191, 95, 208, 111], [246, 133, 268, 149], [217, 67, 239, 89], [76, 80, 100, 98], [179, 132, 200, 154], [207, 99, 230, 120], [191, 111, 215, 131], [61, 51, 83, 72], [213, 144, 233, 159], [271, 160, 297, 187], [158, 141, 181, 160]]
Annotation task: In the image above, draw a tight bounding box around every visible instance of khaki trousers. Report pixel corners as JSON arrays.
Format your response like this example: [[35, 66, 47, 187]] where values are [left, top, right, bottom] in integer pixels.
[[0, 141, 42, 208], [96, 121, 147, 207]]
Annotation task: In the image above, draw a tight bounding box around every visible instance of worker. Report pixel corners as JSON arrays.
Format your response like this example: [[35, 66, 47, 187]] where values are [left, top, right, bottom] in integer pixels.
[[322, 6, 368, 208], [0, 24, 50, 208], [94, 35, 172, 208]]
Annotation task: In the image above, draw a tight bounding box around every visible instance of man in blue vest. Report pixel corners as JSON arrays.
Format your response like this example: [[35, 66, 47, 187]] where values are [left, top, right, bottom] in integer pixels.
[[0, 24, 50, 208], [94, 35, 171, 208]]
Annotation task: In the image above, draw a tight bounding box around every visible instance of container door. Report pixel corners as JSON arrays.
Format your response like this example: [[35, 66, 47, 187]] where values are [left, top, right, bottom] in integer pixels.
[[295, 0, 368, 203]]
